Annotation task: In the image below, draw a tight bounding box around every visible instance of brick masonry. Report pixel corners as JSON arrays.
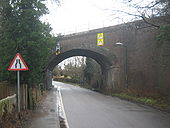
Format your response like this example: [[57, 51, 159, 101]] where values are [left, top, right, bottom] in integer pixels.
[[47, 16, 170, 92]]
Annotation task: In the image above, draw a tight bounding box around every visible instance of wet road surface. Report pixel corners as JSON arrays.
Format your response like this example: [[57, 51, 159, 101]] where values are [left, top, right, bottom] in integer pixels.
[[53, 81, 170, 128]]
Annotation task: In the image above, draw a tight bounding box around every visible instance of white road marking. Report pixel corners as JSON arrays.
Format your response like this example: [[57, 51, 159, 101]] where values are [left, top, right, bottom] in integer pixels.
[[57, 87, 70, 128]]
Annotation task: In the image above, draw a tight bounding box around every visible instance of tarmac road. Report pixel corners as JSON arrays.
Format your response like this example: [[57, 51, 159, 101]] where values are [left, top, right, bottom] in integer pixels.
[[53, 81, 170, 128]]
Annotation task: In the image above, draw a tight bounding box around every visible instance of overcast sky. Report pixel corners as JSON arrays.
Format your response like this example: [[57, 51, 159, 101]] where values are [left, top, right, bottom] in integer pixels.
[[42, 0, 153, 35], [42, 0, 146, 35]]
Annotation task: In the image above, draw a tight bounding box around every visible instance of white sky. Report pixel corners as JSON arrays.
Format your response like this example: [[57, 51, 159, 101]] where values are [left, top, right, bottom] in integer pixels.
[[42, 0, 144, 35], [42, 0, 153, 35]]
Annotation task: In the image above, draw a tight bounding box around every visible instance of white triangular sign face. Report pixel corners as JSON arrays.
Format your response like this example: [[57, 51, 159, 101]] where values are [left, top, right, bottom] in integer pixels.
[[8, 53, 29, 71]]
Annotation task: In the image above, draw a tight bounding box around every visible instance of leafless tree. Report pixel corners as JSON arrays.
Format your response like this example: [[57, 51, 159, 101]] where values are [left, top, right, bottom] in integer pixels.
[[107, 0, 169, 28]]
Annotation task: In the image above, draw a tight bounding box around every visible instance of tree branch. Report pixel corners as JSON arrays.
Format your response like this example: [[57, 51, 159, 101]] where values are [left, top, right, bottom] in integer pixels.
[[108, 9, 160, 28]]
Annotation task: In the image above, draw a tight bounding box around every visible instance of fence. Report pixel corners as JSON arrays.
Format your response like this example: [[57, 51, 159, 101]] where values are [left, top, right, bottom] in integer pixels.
[[0, 83, 16, 100], [0, 83, 45, 116]]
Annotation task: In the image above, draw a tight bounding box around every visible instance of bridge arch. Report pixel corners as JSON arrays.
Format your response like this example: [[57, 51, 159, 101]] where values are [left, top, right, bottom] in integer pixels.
[[46, 46, 118, 92], [47, 49, 116, 71]]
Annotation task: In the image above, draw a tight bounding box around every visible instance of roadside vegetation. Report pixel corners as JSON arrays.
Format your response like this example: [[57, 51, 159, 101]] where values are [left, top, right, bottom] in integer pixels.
[[112, 93, 170, 112], [0, 0, 60, 104], [0, 0, 59, 127], [53, 57, 102, 90], [0, 0, 58, 85]]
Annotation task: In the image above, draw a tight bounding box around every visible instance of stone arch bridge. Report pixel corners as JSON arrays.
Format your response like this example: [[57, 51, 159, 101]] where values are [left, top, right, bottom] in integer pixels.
[[46, 16, 170, 92]]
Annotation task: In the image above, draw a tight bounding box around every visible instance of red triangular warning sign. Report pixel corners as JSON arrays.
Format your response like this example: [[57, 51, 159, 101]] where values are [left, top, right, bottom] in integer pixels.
[[8, 53, 29, 71]]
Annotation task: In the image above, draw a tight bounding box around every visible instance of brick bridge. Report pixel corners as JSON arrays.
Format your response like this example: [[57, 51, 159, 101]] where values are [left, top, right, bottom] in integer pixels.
[[46, 16, 170, 92]]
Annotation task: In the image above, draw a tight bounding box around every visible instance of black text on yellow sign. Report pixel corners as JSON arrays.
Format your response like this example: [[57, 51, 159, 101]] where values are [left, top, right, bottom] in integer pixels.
[[97, 33, 104, 46]]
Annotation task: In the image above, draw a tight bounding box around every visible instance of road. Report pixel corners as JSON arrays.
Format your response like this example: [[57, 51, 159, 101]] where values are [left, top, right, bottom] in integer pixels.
[[53, 81, 170, 128]]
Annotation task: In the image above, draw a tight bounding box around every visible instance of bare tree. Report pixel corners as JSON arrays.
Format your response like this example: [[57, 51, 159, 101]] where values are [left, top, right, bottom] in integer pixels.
[[107, 0, 169, 28]]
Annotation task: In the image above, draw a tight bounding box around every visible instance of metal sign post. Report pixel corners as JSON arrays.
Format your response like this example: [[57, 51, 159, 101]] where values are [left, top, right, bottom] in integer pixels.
[[17, 71, 20, 112], [8, 53, 29, 113]]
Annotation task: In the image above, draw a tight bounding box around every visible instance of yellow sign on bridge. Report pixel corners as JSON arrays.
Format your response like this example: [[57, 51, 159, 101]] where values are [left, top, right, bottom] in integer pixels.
[[97, 33, 104, 46]]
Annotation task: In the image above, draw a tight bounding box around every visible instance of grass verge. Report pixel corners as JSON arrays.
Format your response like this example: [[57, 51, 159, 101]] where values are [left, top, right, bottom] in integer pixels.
[[112, 93, 170, 112]]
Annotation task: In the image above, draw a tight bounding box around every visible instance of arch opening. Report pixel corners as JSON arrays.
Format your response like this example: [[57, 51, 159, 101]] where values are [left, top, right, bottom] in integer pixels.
[[53, 56, 102, 89], [46, 49, 117, 92], [47, 49, 115, 72]]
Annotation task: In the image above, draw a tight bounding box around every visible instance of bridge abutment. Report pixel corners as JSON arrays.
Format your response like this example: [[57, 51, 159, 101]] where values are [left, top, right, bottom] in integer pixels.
[[102, 65, 120, 94]]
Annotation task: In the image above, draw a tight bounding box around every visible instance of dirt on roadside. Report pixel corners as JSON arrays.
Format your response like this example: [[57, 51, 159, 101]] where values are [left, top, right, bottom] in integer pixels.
[[0, 109, 32, 128]]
